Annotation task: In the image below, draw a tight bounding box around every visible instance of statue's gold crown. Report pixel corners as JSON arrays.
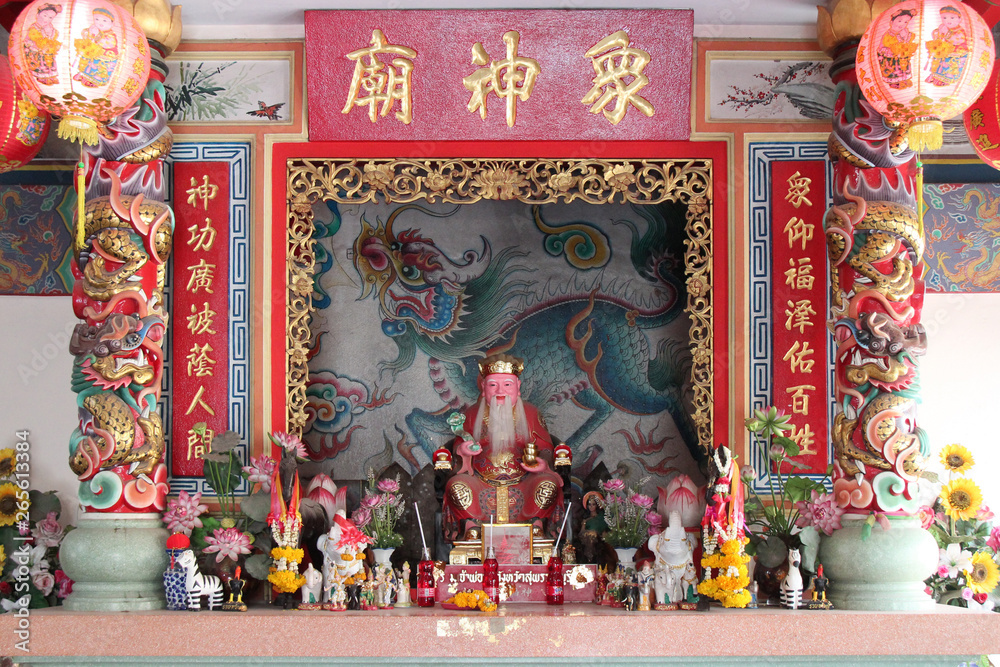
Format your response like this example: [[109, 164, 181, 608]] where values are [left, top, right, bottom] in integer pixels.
[[478, 354, 524, 377]]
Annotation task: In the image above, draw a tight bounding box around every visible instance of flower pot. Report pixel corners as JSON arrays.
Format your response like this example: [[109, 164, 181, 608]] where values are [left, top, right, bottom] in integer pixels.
[[372, 548, 396, 565], [614, 547, 638, 567]]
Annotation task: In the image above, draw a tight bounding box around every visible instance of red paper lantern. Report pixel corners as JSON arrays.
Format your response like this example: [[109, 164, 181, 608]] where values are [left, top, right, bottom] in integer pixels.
[[7, 0, 151, 145], [0, 54, 50, 173], [856, 0, 994, 150], [963, 58, 1000, 168]]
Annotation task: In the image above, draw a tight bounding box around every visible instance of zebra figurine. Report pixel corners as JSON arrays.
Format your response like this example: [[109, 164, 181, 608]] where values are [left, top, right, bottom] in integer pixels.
[[780, 548, 804, 610], [177, 549, 223, 611]]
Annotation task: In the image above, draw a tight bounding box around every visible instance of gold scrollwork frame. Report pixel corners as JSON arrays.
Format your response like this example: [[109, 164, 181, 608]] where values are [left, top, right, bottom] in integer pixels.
[[286, 157, 715, 454]]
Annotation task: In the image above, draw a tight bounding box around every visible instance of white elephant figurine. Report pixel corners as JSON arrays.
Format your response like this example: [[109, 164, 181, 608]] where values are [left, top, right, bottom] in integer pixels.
[[300, 562, 323, 606], [647, 511, 695, 606], [317, 510, 370, 602]]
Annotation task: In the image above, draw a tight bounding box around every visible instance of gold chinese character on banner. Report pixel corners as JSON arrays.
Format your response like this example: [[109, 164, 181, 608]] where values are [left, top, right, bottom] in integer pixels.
[[186, 259, 216, 294], [975, 133, 1000, 151], [789, 423, 818, 456], [785, 171, 812, 208], [464, 31, 540, 127], [581, 30, 653, 125], [187, 218, 217, 252], [186, 302, 217, 336], [185, 385, 217, 417], [783, 216, 814, 250], [784, 257, 815, 291], [784, 299, 817, 334], [186, 175, 218, 211], [342, 29, 417, 124], [186, 342, 216, 377], [782, 341, 816, 374], [785, 384, 816, 416], [969, 108, 985, 129], [186, 426, 213, 461]]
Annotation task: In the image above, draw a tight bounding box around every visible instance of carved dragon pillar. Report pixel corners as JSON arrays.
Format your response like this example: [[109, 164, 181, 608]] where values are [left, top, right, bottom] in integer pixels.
[[59, 0, 182, 611], [816, 0, 937, 610]]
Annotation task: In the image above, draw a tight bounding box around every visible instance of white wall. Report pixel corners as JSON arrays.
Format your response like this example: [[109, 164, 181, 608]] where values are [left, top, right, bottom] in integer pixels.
[[0, 290, 997, 528]]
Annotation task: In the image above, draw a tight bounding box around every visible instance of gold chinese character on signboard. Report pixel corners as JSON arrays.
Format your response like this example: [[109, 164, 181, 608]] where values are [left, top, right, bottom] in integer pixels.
[[186, 302, 217, 336], [581, 30, 653, 126], [186, 342, 216, 377], [782, 341, 815, 374], [186, 259, 216, 294], [186, 175, 219, 211], [185, 385, 217, 417], [784, 299, 816, 334], [464, 31, 540, 127], [784, 258, 815, 291], [783, 216, 814, 250], [969, 108, 985, 129], [342, 29, 417, 124], [186, 426, 213, 461], [785, 384, 816, 416], [788, 423, 817, 456], [785, 171, 812, 208], [187, 218, 217, 252]]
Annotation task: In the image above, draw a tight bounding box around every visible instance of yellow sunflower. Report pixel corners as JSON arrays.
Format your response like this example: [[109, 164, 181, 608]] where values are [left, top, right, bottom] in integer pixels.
[[965, 551, 1000, 595], [940, 477, 983, 522], [940, 444, 975, 474], [0, 449, 14, 479], [0, 483, 20, 527]]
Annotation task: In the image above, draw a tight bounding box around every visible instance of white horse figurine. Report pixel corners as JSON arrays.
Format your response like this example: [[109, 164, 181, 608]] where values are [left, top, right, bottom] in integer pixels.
[[780, 548, 803, 610], [647, 511, 695, 606], [177, 549, 223, 611]]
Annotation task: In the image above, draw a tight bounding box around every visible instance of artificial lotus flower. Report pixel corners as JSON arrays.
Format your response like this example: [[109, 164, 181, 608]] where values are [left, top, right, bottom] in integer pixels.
[[602, 478, 626, 493], [657, 474, 704, 527], [242, 455, 277, 492], [938, 543, 973, 579], [940, 477, 983, 522], [161, 490, 209, 536], [377, 478, 400, 494], [203, 527, 252, 563], [306, 473, 343, 527], [939, 444, 975, 474], [965, 551, 1000, 595], [270, 431, 308, 460], [745, 406, 792, 437], [630, 493, 654, 510], [795, 490, 845, 536]]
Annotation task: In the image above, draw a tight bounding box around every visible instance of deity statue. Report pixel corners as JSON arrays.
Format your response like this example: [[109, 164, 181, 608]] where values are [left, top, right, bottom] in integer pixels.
[[436, 354, 571, 542]]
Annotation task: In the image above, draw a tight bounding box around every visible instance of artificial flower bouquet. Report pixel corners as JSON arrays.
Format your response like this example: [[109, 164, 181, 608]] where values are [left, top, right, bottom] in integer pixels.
[[352, 470, 405, 549], [600, 477, 656, 549], [923, 444, 999, 612]]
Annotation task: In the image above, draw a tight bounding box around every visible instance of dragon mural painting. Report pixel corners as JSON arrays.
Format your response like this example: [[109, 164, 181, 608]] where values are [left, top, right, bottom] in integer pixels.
[[68, 37, 175, 513], [304, 199, 700, 485], [824, 57, 929, 516], [923, 184, 1000, 292]]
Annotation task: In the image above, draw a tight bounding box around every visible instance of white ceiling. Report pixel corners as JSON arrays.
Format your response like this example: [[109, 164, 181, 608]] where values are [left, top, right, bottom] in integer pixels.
[[184, 0, 822, 29]]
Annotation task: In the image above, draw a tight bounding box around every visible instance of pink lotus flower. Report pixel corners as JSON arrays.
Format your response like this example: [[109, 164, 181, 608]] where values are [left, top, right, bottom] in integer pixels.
[[161, 491, 208, 536], [361, 494, 382, 510], [658, 474, 704, 528], [203, 527, 252, 563], [631, 493, 654, 510], [32, 571, 54, 596], [794, 490, 845, 536], [377, 478, 400, 494], [270, 431, 308, 459], [54, 570, 72, 599], [32, 511, 64, 548], [242, 455, 277, 492], [352, 507, 372, 529], [646, 510, 663, 535], [916, 505, 935, 530], [987, 526, 1000, 552], [602, 478, 625, 493], [306, 474, 340, 523], [977, 505, 995, 522]]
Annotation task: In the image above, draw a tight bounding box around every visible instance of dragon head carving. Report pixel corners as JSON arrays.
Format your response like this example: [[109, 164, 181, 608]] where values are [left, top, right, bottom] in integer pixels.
[[838, 312, 925, 392], [71, 313, 165, 389]]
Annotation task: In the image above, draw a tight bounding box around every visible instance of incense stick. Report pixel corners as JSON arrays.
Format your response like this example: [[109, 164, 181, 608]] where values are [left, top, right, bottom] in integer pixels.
[[414, 502, 427, 554], [553, 502, 572, 553]]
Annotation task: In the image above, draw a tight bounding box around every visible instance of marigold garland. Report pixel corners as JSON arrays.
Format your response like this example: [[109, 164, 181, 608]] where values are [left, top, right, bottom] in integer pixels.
[[268, 569, 306, 593], [270, 546, 305, 563], [445, 588, 497, 611], [699, 536, 751, 608]]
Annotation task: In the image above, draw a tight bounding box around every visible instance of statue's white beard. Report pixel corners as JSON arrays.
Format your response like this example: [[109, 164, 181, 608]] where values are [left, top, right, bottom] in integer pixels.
[[472, 394, 530, 460]]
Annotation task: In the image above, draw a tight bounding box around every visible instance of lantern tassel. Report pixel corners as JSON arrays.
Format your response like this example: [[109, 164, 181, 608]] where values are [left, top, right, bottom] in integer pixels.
[[76, 160, 85, 251], [58, 116, 100, 146], [907, 120, 943, 152]]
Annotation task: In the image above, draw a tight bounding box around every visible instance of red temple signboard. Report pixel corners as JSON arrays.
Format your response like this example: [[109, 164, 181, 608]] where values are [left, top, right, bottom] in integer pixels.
[[171, 161, 231, 476], [770, 159, 829, 475], [304, 10, 692, 142]]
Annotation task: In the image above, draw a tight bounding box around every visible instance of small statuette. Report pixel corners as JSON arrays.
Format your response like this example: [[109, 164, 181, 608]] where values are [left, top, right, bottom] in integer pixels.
[[780, 548, 804, 610], [221, 566, 248, 612], [803, 563, 834, 610]]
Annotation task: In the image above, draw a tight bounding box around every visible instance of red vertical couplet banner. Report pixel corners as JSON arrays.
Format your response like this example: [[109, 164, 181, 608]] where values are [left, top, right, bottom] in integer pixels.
[[171, 162, 231, 476], [770, 160, 829, 475]]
